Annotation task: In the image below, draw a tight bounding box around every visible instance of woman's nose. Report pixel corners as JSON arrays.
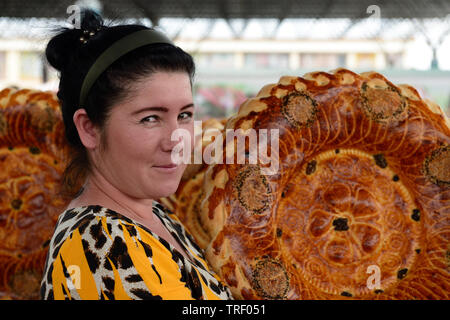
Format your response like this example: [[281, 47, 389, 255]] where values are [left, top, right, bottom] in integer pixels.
[[160, 120, 182, 152]]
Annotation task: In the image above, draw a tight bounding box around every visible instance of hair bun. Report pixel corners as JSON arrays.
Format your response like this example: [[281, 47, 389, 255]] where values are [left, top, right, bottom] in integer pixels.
[[79, 8, 104, 32], [45, 8, 104, 72]]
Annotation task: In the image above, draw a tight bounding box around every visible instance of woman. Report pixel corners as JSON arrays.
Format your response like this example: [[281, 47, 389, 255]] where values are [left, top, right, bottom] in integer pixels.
[[40, 9, 232, 300]]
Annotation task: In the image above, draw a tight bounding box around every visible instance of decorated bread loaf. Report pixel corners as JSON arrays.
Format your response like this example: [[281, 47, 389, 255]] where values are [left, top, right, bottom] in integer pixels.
[[196, 69, 449, 299], [0, 88, 70, 299]]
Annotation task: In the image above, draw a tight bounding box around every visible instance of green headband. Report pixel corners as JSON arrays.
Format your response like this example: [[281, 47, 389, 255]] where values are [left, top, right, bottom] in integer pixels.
[[79, 29, 174, 107]]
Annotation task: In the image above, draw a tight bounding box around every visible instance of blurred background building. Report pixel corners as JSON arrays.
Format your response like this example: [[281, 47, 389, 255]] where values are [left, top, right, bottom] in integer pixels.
[[0, 0, 449, 118]]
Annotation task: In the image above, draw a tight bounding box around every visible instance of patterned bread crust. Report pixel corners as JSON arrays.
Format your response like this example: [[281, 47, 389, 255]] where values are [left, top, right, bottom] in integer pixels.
[[0, 88, 71, 299], [201, 69, 450, 299]]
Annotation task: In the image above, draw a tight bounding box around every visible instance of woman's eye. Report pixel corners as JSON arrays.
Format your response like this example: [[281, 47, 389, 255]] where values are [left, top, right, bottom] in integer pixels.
[[140, 115, 159, 123], [178, 112, 193, 121]]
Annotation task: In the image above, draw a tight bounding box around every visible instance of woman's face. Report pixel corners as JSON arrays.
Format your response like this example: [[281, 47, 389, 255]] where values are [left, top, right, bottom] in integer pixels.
[[92, 71, 194, 200]]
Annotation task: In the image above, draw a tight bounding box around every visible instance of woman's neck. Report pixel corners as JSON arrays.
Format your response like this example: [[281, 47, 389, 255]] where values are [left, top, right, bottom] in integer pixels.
[[68, 171, 156, 226]]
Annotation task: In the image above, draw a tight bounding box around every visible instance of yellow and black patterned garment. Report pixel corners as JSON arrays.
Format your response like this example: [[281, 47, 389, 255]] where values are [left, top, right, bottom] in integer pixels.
[[40, 202, 233, 300]]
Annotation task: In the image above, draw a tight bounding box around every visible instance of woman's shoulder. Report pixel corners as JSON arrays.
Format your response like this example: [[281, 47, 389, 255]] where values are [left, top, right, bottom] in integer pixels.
[[53, 205, 119, 239], [42, 203, 233, 300], [47, 206, 119, 263], [42, 204, 177, 300], [52, 205, 146, 245], [48, 204, 174, 262]]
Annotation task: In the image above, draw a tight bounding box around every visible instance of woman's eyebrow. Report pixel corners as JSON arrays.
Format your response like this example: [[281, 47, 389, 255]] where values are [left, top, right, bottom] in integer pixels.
[[131, 103, 194, 116]]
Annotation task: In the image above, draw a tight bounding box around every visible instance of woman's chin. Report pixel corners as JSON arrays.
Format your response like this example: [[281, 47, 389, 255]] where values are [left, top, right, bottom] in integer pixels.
[[151, 182, 181, 200], [146, 165, 185, 199]]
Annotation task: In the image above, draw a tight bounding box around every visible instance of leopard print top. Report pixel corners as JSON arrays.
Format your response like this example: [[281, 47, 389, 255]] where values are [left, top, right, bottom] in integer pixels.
[[40, 202, 233, 300]]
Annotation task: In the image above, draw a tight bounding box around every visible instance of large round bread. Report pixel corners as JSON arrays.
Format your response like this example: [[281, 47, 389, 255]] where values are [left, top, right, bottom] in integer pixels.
[[0, 88, 70, 299], [200, 69, 450, 299]]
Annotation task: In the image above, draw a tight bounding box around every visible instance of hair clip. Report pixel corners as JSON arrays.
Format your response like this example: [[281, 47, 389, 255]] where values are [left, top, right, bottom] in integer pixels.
[[79, 27, 102, 44], [79, 36, 88, 44]]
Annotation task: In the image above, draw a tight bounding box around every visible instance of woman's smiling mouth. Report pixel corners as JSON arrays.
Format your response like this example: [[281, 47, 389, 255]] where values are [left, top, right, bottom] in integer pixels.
[[153, 163, 179, 173]]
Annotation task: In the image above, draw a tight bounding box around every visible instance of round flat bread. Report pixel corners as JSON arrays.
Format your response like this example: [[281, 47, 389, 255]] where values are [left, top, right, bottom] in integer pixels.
[[0, 88, 70, 299], [198, 69, 450, 299]]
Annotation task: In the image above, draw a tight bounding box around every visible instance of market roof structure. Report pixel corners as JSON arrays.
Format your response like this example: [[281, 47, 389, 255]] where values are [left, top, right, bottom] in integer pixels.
[[1, 0, 449, 21]]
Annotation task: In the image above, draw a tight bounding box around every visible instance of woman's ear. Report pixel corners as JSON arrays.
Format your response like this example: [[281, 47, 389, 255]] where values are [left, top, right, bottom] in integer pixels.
[[73, 108, 100, 150]]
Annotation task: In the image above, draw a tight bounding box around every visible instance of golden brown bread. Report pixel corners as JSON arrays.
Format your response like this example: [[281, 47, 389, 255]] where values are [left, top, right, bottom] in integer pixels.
[[197, 69, 450, 299], [0, 87, 71, 299]]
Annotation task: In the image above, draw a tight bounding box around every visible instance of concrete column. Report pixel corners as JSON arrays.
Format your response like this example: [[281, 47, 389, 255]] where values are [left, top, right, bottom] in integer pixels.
[[289, 52, 300, 70], [235, 52, 245, 69], [6, 50, 20, 84]]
